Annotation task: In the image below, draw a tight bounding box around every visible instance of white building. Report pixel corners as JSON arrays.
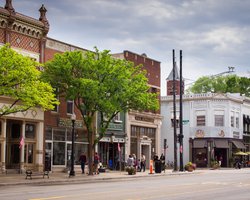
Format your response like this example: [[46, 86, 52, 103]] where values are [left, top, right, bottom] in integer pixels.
[[161, 92, 250, 168]]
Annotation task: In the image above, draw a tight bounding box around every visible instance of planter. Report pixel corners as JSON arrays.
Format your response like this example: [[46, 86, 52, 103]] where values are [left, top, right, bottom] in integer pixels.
[[187, 167, 194, 172], [126, 167, 136, 175]]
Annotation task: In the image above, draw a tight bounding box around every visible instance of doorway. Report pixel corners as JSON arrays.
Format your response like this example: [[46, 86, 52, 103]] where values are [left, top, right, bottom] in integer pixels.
[[6, 121, 22, 169], [215, 148, 227, 167], [141, 145, 150, 168]]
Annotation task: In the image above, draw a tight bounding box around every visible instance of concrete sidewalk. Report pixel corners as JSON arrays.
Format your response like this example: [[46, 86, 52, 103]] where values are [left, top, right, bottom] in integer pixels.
[[0, 169, 196, 187]]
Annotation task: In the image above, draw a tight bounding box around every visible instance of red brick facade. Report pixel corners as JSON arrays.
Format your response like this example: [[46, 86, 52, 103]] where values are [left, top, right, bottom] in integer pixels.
[[123, 51, 161, 114]]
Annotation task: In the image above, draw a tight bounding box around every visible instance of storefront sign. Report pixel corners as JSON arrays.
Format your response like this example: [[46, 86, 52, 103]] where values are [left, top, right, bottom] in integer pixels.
[[58, 118, 83, 128], [135, 116, 154, 123]]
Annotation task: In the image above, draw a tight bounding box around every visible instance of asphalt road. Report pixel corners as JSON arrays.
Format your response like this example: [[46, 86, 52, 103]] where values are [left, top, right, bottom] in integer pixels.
[[0, 169, 249, 200]]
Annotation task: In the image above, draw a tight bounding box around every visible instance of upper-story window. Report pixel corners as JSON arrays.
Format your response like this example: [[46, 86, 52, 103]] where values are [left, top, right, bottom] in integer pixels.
[[113, 113, 122, 123], [215, 115, 224, 127], [25, 124, 36, 139], [197, 115, 206, 126], [231, 116, 234, 127], [235, 117, 239, 128], [67, 100, 74, 114]]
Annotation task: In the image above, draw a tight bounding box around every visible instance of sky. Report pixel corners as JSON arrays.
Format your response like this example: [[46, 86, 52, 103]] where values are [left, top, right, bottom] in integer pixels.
[[2, 0, 250, 95]]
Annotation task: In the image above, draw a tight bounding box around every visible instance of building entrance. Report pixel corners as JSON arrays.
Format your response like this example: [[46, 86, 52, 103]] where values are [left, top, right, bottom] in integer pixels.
[[6, 121, 21, 170]]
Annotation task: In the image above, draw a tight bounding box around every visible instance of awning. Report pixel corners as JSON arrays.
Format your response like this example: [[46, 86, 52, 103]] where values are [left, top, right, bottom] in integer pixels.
[[232, 140, 246, 149], [214, 140, 229, 148], [193, 140, 207, 148], [234, 151, 248, 156]]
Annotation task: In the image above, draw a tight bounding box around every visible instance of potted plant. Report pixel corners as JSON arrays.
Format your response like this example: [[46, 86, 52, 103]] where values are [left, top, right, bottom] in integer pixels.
[[125, 166, 136, 175], [210, 159, 219, 169], [184, 162, 195, 172]]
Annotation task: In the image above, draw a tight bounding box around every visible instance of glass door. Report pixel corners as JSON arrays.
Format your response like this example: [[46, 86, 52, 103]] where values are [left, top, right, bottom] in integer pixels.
[[45, 142, 52, 171]]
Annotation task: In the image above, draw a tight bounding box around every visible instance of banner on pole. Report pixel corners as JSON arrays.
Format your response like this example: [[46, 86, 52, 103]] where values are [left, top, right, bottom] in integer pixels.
[[19, 136, 24, 149]]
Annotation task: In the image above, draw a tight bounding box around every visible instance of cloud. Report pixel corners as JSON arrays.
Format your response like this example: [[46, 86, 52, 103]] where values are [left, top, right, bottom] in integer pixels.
[[3, 0, 250, 95]]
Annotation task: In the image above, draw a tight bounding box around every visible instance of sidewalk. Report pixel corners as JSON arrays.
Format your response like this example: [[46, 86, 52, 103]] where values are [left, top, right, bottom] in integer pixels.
[[0, 169, 196, 187], [2, 168, 248, 187]]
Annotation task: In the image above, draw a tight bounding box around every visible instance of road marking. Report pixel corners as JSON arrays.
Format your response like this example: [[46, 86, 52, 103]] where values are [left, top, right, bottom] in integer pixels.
[[30, 196, 66, 200]]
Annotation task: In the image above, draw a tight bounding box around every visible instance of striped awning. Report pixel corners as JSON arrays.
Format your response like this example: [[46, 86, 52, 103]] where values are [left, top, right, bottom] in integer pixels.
[[232, 140, 246, 149]]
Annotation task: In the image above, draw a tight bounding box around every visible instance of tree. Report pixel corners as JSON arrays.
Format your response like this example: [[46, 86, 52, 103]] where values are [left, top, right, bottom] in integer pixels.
[[188, 75, 250, 96], [0, 44, 58, 117], [42, 48, 159, 175]]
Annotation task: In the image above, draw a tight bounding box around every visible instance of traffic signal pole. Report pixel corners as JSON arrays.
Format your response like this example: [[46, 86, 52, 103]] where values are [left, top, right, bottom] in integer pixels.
[[179, 50, 184, 171]]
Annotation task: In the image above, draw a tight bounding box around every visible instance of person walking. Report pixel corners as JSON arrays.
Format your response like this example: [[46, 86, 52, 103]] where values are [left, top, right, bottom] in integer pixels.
[[140, 154, 146, 172], [94, 152, 100, 174], [79, 152, 87, 174], [160, 153, 165, 172]]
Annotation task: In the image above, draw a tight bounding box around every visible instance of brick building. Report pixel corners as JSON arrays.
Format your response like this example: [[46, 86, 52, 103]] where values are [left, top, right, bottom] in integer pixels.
[[113, 52, 163, 168], [0, 0, 163, 172]]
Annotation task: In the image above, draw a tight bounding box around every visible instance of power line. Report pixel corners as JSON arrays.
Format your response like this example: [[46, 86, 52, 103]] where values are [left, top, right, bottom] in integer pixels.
[[185, 66, 235, 86]]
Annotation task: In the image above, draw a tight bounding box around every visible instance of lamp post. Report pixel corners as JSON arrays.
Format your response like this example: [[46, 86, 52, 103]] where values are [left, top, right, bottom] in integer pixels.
[[69, 113, 76, 177]]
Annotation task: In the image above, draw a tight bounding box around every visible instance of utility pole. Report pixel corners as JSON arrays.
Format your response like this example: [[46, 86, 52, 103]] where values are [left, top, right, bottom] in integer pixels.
[[173, 49, 178, 171], [179, 50, 184, 171]]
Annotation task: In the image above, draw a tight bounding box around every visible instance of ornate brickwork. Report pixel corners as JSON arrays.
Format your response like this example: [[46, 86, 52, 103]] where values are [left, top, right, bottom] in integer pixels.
[[10, 32, 39, 53], [0, 28, 4, 43]]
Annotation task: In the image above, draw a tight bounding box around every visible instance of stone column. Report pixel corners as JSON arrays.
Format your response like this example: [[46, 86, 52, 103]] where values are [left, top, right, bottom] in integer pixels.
[[1, 119, 7, 173], [36, 122, 44, 172]]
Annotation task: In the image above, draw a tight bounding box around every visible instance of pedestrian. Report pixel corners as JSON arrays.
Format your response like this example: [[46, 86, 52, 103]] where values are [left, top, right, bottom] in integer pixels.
[[140, 154, 146, 172], [160, 153, 165, 172], [218, 155, 223, 167], [127, 154, 134, 167], [132, 154, 138, 171], [79, 152, 87, 174], [93, 152, 100, 174]]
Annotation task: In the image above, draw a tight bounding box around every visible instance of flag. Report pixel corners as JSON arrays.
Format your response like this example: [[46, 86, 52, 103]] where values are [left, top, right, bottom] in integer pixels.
[[118, 142, 121, 152], [19, 136, 24, 149]]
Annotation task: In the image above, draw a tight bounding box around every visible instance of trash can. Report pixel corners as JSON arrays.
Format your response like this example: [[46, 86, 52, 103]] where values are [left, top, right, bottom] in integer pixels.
[[155, 160, 162, 173]]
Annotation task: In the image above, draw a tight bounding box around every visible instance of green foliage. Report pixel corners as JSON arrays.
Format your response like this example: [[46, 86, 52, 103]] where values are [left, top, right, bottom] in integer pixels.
[[0, 44, 58, 117], [42, 47, 159, 174], [188, 75, 250, 96]]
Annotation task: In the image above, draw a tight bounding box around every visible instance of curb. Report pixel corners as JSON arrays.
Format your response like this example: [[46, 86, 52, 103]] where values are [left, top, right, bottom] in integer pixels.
[[0, 170, 199, 187]]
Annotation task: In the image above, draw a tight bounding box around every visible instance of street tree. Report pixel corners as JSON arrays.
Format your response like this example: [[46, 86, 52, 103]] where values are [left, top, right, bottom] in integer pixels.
[[0, 44, 58, 117], [188, 75, 250, 96], [43, 48, 159, 175]]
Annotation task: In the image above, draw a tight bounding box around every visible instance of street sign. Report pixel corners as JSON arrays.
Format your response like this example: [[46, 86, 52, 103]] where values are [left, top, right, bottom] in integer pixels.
[[182, 120, 189, 125]]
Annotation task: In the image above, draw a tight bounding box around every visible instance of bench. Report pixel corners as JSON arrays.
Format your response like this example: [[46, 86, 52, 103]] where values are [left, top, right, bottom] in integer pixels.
[[25, 170, 49, 179]]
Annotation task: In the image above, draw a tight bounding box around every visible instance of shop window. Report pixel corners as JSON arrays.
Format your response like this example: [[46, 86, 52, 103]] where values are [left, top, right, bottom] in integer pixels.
[[215, 115, 224, 127], [24, 144, 34, 164], [53, 129, 65, 141], [53, 142, 66, 165], [11, 123, 21, 138], [25, 124, 36, 139], [197, 115, 206, 126]]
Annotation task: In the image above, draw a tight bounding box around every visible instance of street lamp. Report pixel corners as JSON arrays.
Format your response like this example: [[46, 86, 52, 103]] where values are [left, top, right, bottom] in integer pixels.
[[69, 113, 76, 177]]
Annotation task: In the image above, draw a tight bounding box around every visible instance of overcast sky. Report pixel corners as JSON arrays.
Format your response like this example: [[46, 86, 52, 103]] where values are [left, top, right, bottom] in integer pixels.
[[3, 0, 250, 95]]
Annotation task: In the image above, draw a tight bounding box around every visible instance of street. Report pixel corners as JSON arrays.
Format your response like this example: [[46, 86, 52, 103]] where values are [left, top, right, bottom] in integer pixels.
[[0, 169, 249, 200]]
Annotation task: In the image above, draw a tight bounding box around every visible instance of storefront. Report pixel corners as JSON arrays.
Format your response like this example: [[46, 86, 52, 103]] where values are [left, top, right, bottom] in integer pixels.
[[191, 138, 246, 168], [45, 118, 88, 172], [0, 107, 44, 173]]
